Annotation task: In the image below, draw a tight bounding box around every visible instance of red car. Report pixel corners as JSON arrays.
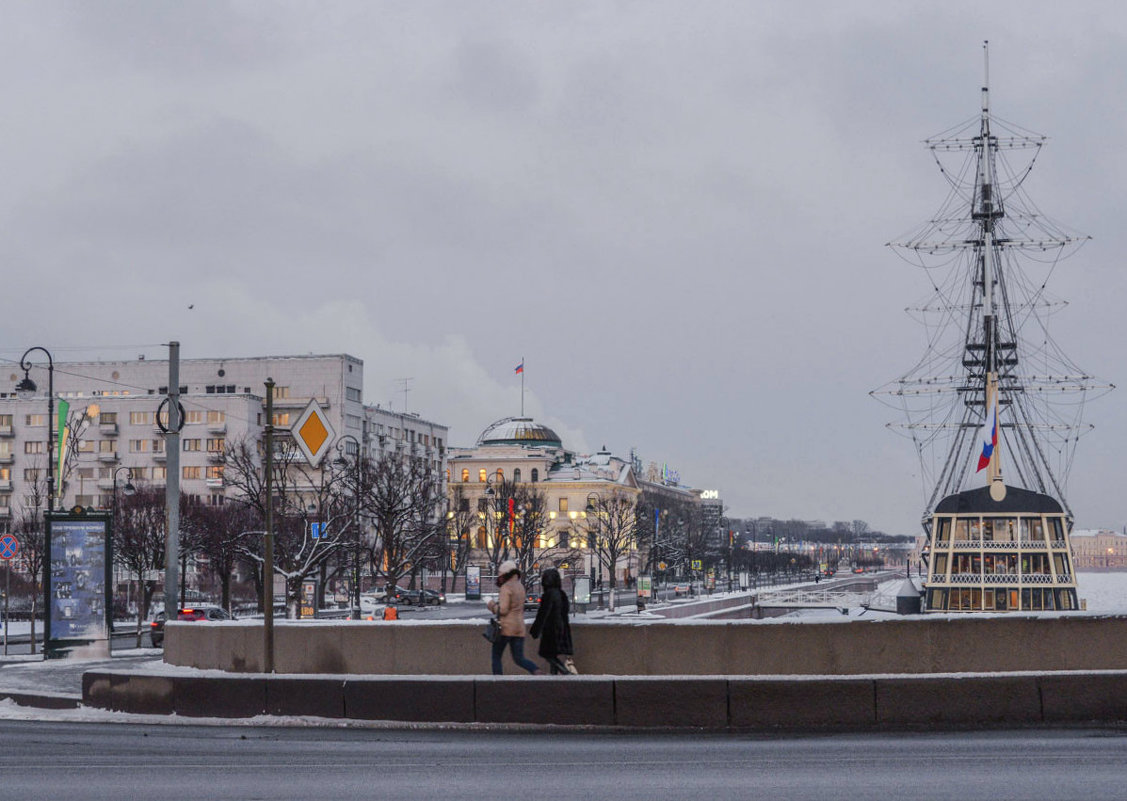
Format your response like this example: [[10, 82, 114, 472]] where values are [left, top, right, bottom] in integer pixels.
[[150, 605, 233, 647]]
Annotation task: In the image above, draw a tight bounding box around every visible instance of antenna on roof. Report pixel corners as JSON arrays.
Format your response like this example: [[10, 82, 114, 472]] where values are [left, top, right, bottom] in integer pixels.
[[398, 377, 413, 414]]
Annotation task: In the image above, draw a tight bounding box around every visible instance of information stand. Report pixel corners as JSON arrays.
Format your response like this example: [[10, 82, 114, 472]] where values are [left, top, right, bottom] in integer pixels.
[[45, 508, 112, 659]]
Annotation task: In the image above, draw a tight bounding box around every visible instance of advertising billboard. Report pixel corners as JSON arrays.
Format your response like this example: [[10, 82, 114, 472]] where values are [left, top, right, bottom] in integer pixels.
[[45, 510, 112, 658], [465, 565, 482, 600]]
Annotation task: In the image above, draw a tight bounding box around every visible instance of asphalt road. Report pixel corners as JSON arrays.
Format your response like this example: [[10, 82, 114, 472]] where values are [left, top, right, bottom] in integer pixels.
[[1, 721, 1125, 801]]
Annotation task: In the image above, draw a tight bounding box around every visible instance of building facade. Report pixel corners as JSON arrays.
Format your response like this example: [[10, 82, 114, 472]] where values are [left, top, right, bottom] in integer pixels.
[[0, 353, 448, 529], [1070, 529, 1127, 569], [447, 417, 642, 584]]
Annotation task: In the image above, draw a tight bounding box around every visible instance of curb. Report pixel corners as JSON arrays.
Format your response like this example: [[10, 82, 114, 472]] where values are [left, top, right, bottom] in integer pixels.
[[0, 690, 82, 710], [81, 670, 1127, 731]]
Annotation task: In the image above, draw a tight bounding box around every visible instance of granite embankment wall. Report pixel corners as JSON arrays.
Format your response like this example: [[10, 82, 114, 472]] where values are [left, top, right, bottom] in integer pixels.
[[82, 670, 1127, 729], [164, 615, 1127, 676]]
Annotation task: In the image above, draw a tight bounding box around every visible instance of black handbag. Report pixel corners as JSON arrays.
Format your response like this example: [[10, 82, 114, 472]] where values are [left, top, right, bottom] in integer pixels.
[[483, 617, 500, 643]]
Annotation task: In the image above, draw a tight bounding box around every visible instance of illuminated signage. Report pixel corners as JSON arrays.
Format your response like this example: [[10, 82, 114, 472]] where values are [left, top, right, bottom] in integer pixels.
[[700, 490, 720, 500]]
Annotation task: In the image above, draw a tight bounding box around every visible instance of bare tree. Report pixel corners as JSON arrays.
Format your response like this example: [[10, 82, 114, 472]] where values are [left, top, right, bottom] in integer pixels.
[[477, 477, 520, 572], [583, 493, 638, 612], [113, 484, 168, 645], [13, 495, 45, 653], [362, 451, 444, 592], [445, 484, 477, 593], [509, 484, 581, 581], [192, 502, 259, 614], [223, 437, 350, 618]]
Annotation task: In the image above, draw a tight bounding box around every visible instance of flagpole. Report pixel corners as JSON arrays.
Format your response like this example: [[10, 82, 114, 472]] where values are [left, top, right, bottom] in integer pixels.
[[520, 356, 525, 416]]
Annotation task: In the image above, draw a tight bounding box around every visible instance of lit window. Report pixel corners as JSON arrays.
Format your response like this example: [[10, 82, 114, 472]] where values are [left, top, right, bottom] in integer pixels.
[[559, 498, 569, 513], [182, 466, 202, 480], [461, 469, 469, 483], [478, 469, 486, 483]]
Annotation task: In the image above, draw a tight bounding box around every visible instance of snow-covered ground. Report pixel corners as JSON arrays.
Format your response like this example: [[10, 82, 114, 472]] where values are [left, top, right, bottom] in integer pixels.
[[1074, 572, 1127, 613]]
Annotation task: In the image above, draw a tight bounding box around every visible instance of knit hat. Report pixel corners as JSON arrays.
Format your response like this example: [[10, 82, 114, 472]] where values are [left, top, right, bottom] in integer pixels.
[[498, 559, 518, 576]]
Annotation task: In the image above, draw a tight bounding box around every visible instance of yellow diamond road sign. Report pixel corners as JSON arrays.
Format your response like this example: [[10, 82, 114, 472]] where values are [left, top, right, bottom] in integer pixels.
[[291, 399, 335, 467]]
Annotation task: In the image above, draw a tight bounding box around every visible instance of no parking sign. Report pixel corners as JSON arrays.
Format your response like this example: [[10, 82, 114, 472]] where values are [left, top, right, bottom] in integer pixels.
[[0, 534, 18, 560]]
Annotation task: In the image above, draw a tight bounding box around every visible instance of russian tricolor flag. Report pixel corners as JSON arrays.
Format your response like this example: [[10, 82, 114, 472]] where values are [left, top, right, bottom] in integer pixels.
[[976, 401, 997, 472], [514, 361, 524, 374]]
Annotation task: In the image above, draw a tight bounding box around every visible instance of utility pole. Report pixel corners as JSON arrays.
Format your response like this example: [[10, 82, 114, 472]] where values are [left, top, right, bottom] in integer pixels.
[[163, 341, 181, 622], [263, 378, 275, 673]]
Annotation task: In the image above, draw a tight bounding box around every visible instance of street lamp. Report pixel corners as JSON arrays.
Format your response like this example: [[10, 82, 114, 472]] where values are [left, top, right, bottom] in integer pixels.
[[585, 493, 605, 608], [334, 435, 363, 620], [15, 347, 54, 512], [112, 466, 136, 619], [112, 466, 136, 515]]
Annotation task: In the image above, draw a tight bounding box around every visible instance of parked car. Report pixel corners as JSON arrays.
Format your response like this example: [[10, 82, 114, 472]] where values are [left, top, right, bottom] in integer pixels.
[[150, 605, 233, 648], [380, 586, 409, 604], [524, 582, 542, 610], [382, 586, 446, 606], [359, 594, 383, 616], [417, 589, 446, 606]]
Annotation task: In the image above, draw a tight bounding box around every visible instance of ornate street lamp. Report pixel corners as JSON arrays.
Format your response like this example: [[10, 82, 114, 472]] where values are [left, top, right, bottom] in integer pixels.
[[112, 466, 136, 516], [15, 347, 55, 512]]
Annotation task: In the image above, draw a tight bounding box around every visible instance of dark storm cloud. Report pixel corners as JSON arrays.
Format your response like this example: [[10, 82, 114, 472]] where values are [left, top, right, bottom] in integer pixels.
[[0, 1, 1124, 533]]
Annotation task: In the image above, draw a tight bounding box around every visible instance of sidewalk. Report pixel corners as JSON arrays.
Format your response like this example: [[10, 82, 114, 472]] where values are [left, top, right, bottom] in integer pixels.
[[0, 651, 163, 708]]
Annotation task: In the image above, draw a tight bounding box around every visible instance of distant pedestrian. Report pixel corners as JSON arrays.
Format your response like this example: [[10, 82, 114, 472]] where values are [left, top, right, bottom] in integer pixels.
[[486, 560, 539, 675], [530, 568, 574, 674]]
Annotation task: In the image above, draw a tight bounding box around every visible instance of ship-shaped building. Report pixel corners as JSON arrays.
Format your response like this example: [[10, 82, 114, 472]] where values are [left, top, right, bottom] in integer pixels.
[[875, 45, 1112, 612]]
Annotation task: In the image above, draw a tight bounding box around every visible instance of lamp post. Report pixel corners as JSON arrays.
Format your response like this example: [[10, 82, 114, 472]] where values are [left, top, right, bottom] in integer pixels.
[[15, 347, 55, 512], [334, 435, 363, 620], [112, 467, 136, 620], [585, 493, 604, 608]]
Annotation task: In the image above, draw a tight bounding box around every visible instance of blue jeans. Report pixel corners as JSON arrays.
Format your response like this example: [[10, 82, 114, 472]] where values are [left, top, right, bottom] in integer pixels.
[[491, 635, 539, 675]]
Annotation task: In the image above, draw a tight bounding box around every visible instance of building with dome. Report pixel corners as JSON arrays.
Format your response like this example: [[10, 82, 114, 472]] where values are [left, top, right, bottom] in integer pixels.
[[447, 417, 643, 588], [446, 416, 726, 597]]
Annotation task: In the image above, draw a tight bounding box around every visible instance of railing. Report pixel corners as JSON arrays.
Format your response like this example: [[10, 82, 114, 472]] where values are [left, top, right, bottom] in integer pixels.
[[756, 589, 872, 608], [939, 539, 1052, 550], [0, 425, 13, 437], [934, 572, 1059, 585]]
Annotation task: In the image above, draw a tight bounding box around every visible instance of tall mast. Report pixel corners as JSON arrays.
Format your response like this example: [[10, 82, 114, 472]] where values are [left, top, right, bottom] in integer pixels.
[[972, 41, 1006, 499]]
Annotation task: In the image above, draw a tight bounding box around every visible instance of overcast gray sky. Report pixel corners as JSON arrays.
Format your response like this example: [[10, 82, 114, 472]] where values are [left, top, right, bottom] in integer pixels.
[[1, 2, 1123, 534]]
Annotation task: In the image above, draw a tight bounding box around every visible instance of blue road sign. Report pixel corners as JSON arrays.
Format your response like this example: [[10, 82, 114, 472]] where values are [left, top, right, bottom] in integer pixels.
[[0, 533, 19, 560], [310, 522, 326, 540]]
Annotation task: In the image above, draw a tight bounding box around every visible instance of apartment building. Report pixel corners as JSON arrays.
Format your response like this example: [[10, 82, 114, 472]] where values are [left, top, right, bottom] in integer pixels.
[[0, 354, 448, 530]]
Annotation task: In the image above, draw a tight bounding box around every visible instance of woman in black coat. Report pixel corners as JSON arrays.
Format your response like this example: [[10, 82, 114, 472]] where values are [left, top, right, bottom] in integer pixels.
[[529, 568, 574, 674]]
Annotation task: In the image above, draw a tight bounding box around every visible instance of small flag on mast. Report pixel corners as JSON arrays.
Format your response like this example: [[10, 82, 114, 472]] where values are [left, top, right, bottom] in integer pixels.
[[514, 361, 524, 374], [976, 400, 997, 472]]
